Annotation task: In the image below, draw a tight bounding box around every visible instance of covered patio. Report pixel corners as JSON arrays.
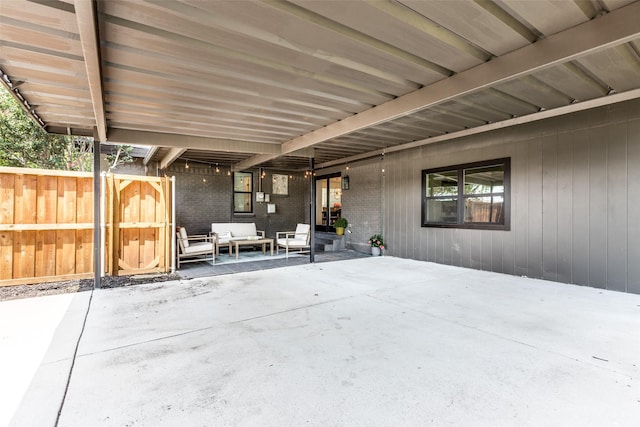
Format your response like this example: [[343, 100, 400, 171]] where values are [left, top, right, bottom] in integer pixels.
[[2, 1, 640, 291], [2, 2, 640, 424], [5, 257, 640, 426]]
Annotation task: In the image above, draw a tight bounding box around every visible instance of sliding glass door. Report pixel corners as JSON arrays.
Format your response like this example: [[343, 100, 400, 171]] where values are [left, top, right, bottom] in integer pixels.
[[315, 174, 342, 232]]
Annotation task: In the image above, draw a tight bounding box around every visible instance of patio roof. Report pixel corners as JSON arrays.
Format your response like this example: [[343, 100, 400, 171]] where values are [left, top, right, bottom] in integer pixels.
[[2, 0, 640, 171]]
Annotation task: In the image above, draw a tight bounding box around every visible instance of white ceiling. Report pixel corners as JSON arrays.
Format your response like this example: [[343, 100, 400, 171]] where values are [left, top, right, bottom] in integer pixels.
[[2, 0, 640, 171]]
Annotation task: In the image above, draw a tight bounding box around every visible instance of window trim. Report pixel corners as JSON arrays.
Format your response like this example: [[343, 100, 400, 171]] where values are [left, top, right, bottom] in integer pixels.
[[233, 171, 253, 214], [421, 158, 510, 230]]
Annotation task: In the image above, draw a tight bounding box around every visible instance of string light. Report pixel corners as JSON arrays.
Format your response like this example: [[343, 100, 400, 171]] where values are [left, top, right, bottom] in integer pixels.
[[181, 158, 234, 174]]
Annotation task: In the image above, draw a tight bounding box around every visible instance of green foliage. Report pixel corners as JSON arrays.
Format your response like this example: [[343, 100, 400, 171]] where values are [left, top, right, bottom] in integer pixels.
[[1, 85, 134, 172], [368, 234, 385, 249], [0, 86, 69, 169], [334, 217, 348, 228], [105, 145, 134, 171]]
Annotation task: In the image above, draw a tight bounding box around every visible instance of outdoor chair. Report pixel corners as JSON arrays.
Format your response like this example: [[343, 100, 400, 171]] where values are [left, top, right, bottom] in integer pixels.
[[176, 227, 215, 268], [276, 223, 311, 258]]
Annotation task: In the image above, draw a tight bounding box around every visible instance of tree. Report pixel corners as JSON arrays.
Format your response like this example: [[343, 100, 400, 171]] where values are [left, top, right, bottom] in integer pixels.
[[0, 85, 133, 171]]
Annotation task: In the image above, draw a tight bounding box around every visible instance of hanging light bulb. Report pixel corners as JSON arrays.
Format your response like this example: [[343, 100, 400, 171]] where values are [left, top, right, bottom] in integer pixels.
[[185, 160, 189, 169], [215, 163, 220, 173]]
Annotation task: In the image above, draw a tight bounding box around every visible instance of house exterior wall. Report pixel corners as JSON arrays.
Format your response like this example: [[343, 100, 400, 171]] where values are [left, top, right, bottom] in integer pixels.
[[340, 99, 640, 294], [167, 164, 307, 239], [108, 158, 146, 175], [320, 159, 384, 253]]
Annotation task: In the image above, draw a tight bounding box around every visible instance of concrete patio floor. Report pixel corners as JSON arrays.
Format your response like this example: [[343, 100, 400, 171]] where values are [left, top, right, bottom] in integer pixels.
[[5, 257, 640, 426]]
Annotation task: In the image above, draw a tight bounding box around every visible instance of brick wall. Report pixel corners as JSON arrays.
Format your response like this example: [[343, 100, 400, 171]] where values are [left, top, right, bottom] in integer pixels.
[[167, 162, 307, 238], [332, 158, 384, 253]]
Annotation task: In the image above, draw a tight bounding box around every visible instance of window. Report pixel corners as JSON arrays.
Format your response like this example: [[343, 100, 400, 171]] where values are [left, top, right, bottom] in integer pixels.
[[422, 158, 510, 229], [233, 172, 253, 213]]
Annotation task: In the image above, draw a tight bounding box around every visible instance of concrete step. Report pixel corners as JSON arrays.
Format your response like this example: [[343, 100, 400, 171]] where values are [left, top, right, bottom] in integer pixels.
[[313, 232, 346, 252]]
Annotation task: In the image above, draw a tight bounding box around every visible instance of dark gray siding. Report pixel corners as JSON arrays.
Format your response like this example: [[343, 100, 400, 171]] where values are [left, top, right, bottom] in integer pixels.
[[628, 116, 640, 294], [375, 98, 640, 293]]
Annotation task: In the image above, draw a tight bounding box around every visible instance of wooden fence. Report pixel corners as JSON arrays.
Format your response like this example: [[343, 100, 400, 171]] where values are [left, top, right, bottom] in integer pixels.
[[0, 167, 172, 286]]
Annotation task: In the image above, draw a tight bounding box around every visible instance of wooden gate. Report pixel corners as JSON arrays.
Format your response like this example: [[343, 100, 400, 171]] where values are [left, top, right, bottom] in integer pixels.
[[105, 174, 172, 276], [0, 167, 173, 286]]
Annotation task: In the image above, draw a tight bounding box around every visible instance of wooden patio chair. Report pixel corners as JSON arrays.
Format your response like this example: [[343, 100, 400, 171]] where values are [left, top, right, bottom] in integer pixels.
[[276, 223, 311, 258], [176, 227, 215, 268]]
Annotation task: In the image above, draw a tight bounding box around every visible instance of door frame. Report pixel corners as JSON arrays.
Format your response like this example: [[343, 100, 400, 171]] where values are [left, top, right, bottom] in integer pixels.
[[314, 172, 342, 232]]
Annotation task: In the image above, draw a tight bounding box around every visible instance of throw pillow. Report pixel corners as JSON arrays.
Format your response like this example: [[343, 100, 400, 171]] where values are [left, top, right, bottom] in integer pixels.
[[217, 231, 232, 240]]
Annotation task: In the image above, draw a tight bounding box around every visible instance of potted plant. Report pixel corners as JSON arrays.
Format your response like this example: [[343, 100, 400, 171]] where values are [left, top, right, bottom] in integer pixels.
[[334, 217, 348, 235], [368, 234, 385, 256]]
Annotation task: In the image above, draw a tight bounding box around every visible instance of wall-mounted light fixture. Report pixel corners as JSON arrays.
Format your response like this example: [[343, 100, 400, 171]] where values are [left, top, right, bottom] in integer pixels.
[[341, 175, 350, 190]]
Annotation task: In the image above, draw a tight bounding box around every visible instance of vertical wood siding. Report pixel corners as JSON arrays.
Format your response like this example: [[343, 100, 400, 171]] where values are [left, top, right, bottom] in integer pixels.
[[381, 99, 640, 293]]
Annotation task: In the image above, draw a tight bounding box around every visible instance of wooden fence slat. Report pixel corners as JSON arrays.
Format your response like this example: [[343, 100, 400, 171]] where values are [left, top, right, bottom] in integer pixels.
[[0, 174, 16, 224], [0, 174, 15, 280], [35, 230, 56, 277], [56, 230, 75, 276], [76, 177, 94, 274], [158, 177, 166, 272], [35, 176, 58, 276], [15, 174, 38, 225], [57, 177, 77, 223], [56, 177, 77, 275], [14, 231, 36, 279], [122, 180, 141, 269], [140, 182, 157, 269], [75, 229, 92, 274], [0, 231, 13, 280], [36, 175, 58, 224]]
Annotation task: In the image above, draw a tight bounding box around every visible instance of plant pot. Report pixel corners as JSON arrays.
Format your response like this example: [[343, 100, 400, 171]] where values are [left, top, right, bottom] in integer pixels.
[[335, 227, 345, 235], [371, 246, 381, 256]]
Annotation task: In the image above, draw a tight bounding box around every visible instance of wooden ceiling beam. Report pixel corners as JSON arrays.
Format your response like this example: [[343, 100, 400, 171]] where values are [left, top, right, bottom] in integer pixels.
[[317, 87, 640, 169], [279, 1, 640, 155], [236, 1, 640, 170], [143, 146, 159, 166], [159, 147, 186, 170], [75, 0, 107, 141], [107, 128, 281, 155]]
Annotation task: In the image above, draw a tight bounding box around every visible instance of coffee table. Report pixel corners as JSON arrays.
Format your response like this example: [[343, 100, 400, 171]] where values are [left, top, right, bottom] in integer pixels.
[[231, 238, 274, 259]]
